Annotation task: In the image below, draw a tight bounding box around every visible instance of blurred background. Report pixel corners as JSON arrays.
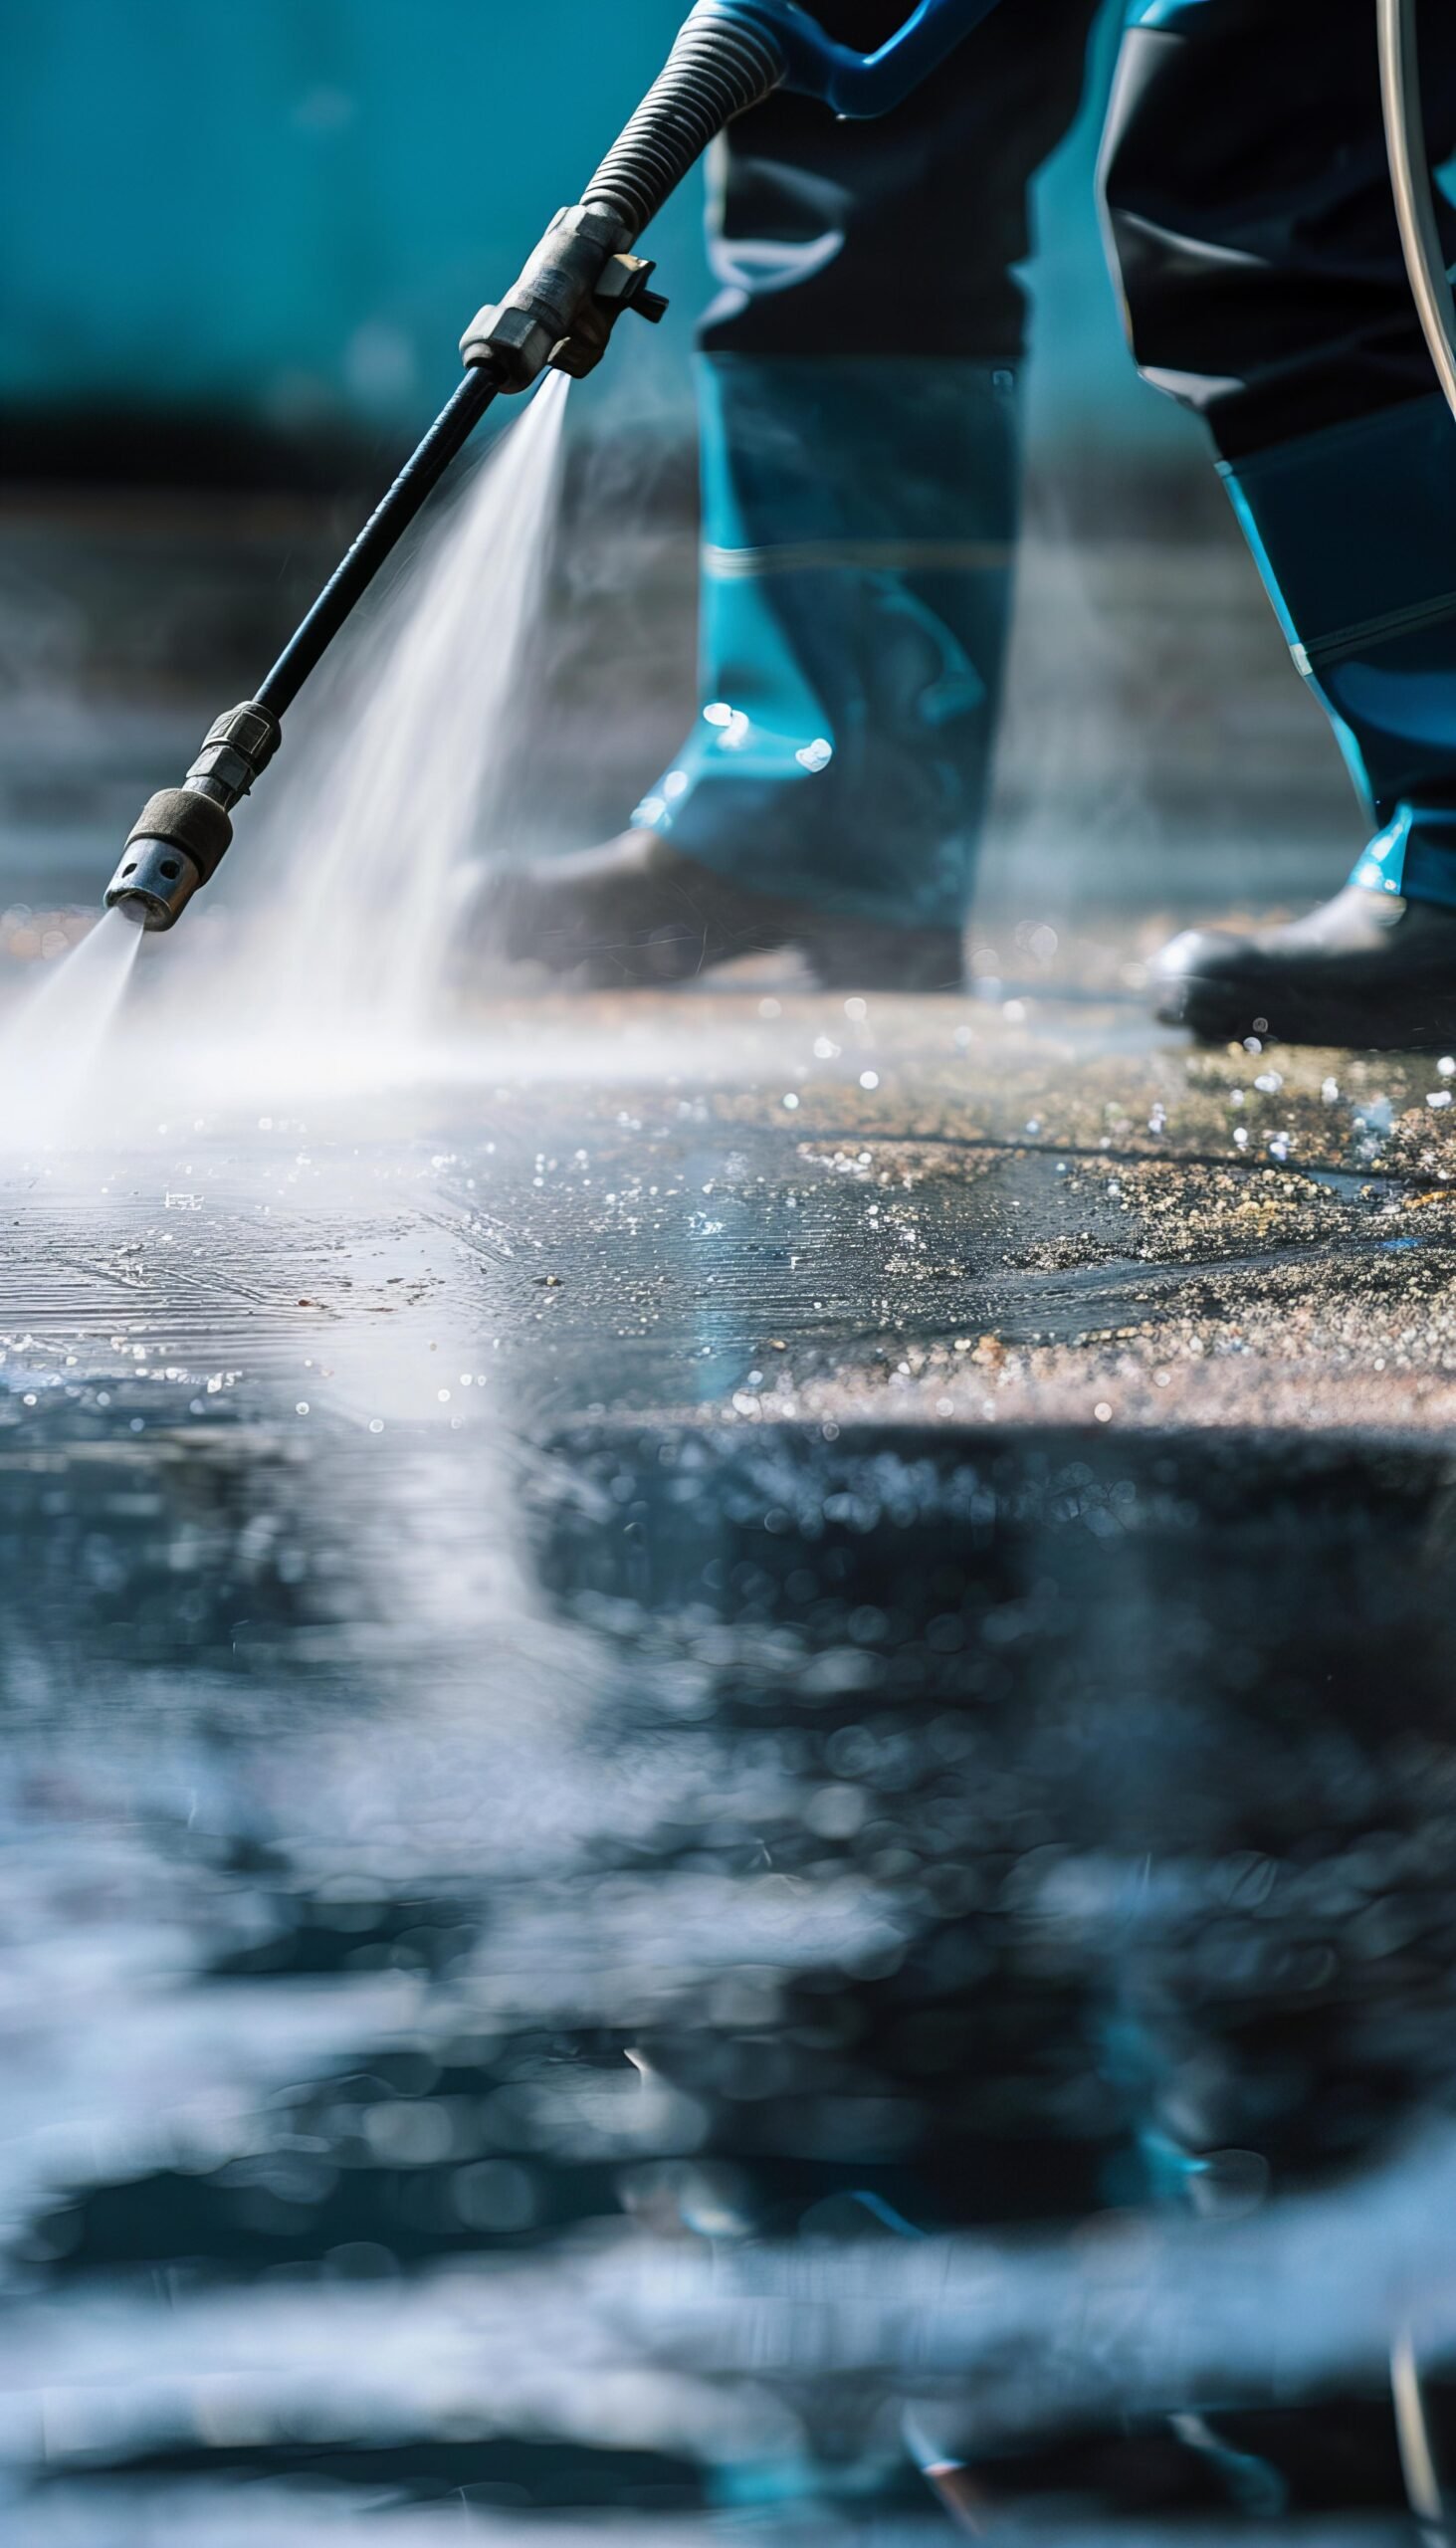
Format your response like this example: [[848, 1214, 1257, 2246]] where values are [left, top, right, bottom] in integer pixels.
[[5, 0, 1163, 470]]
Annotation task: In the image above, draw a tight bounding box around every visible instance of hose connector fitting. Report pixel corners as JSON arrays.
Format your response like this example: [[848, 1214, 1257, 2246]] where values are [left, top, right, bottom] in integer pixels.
[[460, 204, 668, 390]]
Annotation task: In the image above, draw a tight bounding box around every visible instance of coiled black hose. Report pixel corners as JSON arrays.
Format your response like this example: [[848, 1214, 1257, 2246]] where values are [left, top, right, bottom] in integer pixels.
[[1377, 0, 1456, 428], [583, 9, 786, 243]]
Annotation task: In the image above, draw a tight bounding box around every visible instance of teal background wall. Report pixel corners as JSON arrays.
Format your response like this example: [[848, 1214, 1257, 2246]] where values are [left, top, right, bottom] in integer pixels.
[[2, 0, 1182, 456]]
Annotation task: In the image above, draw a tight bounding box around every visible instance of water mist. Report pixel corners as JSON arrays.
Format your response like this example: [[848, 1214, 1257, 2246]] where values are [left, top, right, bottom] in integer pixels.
[[0, 911, 143, 1153], [209, 372, 572, 1065]]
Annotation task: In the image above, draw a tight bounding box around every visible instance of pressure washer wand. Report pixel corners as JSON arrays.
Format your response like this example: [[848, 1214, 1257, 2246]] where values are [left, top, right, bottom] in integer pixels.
[[257, 369, 505, 723], [103, 0, 1005, 931]]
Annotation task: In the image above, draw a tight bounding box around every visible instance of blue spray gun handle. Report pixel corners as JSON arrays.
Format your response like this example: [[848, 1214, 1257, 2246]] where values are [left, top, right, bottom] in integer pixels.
[[694, 0, 1008, 117], [464, 0, 1005, 386], [576, 0, 1009, 248], [569, 0, 1008, 245]]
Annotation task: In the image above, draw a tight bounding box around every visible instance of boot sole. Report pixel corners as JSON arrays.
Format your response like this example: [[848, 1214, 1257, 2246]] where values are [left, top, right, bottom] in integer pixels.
[[1158, 971, 1456, 1053], [490, 852, 965, 993], [506, 909, 964, 994]]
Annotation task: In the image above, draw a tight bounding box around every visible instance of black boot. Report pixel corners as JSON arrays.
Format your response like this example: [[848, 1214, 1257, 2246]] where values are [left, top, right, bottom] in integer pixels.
[[1153, 884, 1456, 1049], [490, 828, 965, 992]]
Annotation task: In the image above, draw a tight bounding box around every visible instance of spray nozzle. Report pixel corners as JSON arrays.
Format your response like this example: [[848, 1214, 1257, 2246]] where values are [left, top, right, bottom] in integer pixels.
[[106, 832, 207, 931], [104, 701, 281, 932]]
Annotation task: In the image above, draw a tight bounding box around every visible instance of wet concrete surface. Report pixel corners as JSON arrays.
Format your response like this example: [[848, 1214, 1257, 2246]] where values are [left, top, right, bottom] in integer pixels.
[[2, 482, 1456, 2541], [12, 986, 1456, 1434], [1, 990, 1456, 2541]]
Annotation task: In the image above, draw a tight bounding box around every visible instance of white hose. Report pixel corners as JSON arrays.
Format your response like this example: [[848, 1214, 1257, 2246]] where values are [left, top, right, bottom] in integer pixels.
[[1377, 0, 1456, 426]]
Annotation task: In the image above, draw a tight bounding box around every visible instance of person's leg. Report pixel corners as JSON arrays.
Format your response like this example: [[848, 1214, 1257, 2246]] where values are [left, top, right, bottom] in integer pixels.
[[500, 0, 1101, 990], [1101, 0, 1456, 1045]]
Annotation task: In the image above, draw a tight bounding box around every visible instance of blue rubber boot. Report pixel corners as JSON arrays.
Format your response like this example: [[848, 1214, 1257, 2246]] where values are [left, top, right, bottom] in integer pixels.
[[1155, 393, 1456, 1047], [498, 355, 1018, 989], [642, 352, 1019, 930]]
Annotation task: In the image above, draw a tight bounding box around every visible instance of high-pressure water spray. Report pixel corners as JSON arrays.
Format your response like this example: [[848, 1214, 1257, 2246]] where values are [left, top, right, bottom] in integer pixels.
[[103, 0, 1004, 931]]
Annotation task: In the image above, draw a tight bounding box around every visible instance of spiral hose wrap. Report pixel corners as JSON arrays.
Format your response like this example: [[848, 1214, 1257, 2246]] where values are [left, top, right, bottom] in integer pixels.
[[583, 9, 786, 243]]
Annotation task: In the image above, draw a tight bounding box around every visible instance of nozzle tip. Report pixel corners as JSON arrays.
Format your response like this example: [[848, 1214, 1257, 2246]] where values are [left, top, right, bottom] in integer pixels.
[[104, 837, 203, 932]]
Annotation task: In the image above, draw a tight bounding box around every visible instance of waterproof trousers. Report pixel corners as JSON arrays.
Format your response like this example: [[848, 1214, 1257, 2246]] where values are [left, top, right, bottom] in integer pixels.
[[647, 0, 1456, 920], [1104, 0, 1456, 909], [637, 0, 1102, 930]]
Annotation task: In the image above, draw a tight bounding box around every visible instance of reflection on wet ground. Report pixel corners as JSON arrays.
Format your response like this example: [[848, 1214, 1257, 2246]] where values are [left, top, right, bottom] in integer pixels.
[[1, 993, 1456, 2542]]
